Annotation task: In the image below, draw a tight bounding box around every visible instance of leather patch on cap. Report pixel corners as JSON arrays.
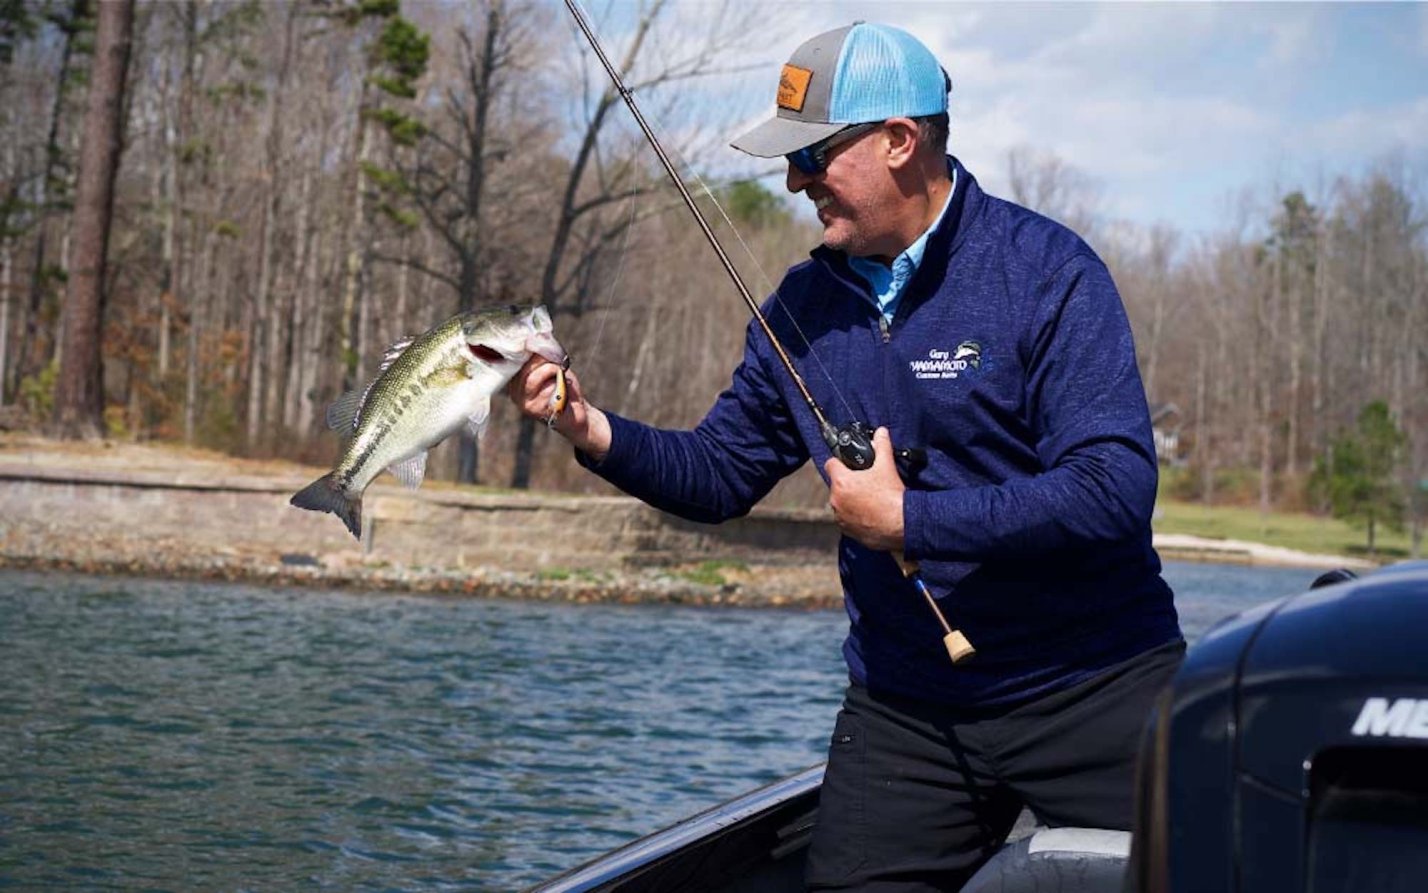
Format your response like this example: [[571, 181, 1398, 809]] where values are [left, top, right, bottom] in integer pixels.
[[777, 64, 812, 112]]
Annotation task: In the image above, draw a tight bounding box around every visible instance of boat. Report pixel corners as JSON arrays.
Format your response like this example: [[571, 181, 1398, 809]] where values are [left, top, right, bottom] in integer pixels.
[[530, 561, 1428, 892]]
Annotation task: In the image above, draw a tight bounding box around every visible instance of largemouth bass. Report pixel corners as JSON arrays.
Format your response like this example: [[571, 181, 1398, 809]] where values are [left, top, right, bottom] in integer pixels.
[[290, 304, 566, 539]]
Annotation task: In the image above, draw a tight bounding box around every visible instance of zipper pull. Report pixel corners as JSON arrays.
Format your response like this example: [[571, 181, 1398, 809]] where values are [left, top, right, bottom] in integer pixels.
[[878, 315, 891, 343]]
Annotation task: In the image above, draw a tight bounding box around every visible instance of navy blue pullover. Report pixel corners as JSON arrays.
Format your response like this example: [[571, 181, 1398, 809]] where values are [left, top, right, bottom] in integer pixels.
[[580, 160, 1180, 707]]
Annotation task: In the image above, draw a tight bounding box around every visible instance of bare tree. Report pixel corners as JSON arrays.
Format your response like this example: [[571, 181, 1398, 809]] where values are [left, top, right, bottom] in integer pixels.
[[51, 0, 134, 438], [386, 0, 537, 481], [1004, 145, 1100, 238], [510, 0, 753, 489], [10, 0, 89, 400]]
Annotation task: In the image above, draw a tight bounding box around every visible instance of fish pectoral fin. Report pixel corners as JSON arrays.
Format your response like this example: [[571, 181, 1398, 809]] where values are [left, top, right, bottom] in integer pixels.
[[325, 388, 364, 433], [465, 399, 491, 442], [387, 451, 428, 489]]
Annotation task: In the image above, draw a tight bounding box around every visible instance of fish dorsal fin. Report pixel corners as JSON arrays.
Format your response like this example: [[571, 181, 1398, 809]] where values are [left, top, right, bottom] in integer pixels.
[[387, 451, 428, 489], [378, 336, 416, 375], [324, 334, 418, 433], [325, 388, 365, 433], [465, 398, 491, 442]]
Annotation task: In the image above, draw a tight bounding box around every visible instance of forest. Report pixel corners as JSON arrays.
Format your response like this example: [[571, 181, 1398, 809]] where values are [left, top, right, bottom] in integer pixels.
[[1, 0, 1424, 548]]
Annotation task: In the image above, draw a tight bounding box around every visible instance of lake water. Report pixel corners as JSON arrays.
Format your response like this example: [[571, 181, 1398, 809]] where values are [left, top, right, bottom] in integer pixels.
[[0, 562, 1319, 890]]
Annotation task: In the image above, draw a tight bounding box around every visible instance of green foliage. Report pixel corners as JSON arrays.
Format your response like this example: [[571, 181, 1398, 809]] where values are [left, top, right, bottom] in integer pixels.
[[196, 386, 239, 449], [103, 405, 130, 440], [722, 180, 790, 229], [47, 0, 95, 45], [198, 0, 264, 46], [18, 359, 58, 420], [179, 139, 213, 168], [213, 219, 241, 238], [40, 262, 66, 285], [357, 14, 431, 232], [0, 0, 41, 66], [1154, 498, 1413, 562], [1309, 401, 1408, 553], [365, 107, 426, 146], [377, 202, 419, 230], [1160, 463, 1262, 506], [372, 16, 428, 95], [677, 560, 749, 587], [356, 0, 400, 20], [360, 161, 407, 193], [0, 193, 38, 239], [205, 81, 266, 104]]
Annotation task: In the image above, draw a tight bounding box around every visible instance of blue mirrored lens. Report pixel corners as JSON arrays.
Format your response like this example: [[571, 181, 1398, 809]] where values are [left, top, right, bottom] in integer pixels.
[[786, 146, 823, 175]]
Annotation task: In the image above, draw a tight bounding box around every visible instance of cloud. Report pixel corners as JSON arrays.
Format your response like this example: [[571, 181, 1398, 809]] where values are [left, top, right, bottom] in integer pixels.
[[1308, 96, 1428, 158], [590, 1, 1426, 235]]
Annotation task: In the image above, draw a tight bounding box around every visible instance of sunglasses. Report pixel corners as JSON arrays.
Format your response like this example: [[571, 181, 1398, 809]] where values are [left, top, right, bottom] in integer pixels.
[[785, 122, 880, 175]]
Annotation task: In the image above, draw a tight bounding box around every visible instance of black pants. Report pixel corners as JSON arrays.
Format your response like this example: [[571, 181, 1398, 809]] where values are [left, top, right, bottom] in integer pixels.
[[805, 640, 1185, 892]]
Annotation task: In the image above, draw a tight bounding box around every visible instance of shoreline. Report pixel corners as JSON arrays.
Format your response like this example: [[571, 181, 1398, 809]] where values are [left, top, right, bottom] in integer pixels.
[[0, 437, 1375, 605], [0, 520, 1369, 610]]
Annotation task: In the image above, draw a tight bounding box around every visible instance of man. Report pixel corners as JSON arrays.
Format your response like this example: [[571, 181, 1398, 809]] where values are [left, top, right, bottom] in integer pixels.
[[511, 22, 1183, 892]]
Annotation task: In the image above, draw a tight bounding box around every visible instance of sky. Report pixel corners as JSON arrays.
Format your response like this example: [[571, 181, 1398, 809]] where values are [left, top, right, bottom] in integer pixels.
[[595, 1, 1428, 239]]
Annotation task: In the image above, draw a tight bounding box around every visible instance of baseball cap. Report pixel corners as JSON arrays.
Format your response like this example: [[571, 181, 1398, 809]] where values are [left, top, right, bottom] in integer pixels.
[[731, 22, 949, 158]]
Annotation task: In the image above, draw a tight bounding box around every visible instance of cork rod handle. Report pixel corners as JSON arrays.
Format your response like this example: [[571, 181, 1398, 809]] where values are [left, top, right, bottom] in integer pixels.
[[901, 556, 976, 664]]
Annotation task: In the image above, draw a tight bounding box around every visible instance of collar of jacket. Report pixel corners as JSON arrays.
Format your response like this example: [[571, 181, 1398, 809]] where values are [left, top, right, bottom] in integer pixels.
[[810, 156, 982, 315]]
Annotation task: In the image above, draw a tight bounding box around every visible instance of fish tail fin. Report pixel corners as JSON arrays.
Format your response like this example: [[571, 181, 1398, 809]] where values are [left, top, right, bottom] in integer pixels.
[[290, 473, 362, 540]]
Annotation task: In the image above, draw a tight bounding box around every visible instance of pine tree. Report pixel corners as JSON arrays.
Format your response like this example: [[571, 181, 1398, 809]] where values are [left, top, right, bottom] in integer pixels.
[[1311, 401, 1408, 555]]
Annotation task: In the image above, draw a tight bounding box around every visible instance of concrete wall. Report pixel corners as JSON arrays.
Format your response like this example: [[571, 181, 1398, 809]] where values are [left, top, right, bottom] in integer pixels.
[[0, 464, 839, 571]]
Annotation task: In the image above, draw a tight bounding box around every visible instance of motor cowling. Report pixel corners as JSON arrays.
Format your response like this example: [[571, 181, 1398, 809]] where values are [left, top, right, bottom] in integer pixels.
[[1128, 561, 1428, 893]]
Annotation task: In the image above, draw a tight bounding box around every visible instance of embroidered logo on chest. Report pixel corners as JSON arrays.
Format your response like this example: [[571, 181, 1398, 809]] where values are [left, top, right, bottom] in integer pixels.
[[909, 341, 982, 380]]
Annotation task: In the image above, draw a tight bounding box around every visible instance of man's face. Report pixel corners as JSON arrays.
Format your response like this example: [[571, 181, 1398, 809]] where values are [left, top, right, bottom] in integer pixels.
[[785, 125, 899, 259]]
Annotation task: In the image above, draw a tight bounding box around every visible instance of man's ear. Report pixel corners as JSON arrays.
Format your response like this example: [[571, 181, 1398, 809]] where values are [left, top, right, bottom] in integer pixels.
[[882, 118, 919, 170]]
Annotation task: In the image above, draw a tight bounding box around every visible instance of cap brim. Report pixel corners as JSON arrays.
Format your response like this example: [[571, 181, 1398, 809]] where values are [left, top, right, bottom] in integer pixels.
[[730, 115, 846, 158]]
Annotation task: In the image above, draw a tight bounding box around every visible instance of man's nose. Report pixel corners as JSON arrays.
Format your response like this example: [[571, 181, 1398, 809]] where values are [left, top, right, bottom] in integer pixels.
[[786, 162, 813, 193]]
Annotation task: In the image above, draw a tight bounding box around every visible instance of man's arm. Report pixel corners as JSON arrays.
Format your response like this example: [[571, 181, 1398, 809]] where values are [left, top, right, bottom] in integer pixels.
[[509, 324, 810, 524]]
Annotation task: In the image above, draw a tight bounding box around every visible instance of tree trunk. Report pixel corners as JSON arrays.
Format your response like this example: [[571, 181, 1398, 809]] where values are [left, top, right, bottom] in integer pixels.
[[13, 0, 88, 399], [0, 133, 13, 404], [257, 3, 299, 444], [340, 84, 373, 393], [51, 0, 134, 439], [452, 4, 505, 485], [514, 7, 658, 491], [284, 170, 313, 434], [0, 236, 10, 405]]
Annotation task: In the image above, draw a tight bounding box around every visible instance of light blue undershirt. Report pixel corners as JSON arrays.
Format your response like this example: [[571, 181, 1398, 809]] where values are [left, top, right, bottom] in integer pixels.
[[848, 167, 957, 323]]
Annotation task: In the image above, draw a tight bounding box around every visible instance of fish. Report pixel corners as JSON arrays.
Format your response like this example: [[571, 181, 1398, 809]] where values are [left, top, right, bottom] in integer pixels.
[[290, 304, 567, 539]]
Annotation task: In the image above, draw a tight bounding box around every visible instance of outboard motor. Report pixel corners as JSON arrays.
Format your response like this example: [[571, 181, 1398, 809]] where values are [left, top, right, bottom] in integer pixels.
[[1128, 561, 1428, 892]]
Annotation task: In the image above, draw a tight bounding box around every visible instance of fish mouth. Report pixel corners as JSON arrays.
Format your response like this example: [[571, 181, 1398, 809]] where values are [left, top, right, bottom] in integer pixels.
[[525, 332, 568, 368]]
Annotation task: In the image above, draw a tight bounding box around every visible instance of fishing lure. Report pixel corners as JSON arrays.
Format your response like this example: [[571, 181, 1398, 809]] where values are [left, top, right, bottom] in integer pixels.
[[546, 357, 571, 428]]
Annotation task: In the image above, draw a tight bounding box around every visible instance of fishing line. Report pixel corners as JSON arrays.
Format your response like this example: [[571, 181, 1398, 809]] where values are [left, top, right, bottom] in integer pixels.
[[564, 0, 972, 666], [578, 173, 638, 376], [564, 0, 862, 432], [682, 163, 860, 424]]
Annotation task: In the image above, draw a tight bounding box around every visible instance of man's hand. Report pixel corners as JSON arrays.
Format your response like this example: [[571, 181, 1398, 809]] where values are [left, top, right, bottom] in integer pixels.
[[824, 427, 905, 551], [507, 357, 612, 461]]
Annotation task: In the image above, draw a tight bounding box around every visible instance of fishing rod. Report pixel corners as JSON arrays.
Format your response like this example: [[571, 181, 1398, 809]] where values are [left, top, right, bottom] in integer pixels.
[[564, 0, 973, 664]]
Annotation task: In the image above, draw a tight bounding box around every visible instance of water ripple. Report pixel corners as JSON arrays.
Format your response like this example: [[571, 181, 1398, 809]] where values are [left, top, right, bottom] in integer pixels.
[[0, 563, 1313, 889]]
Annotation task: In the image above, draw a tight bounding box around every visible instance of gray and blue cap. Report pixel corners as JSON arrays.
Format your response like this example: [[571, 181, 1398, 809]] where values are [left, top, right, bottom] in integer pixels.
[[731, 22, 949, 158]]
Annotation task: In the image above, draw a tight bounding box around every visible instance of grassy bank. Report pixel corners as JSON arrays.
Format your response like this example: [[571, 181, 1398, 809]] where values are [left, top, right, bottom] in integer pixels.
[[1154, 499, 1419, 563]]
